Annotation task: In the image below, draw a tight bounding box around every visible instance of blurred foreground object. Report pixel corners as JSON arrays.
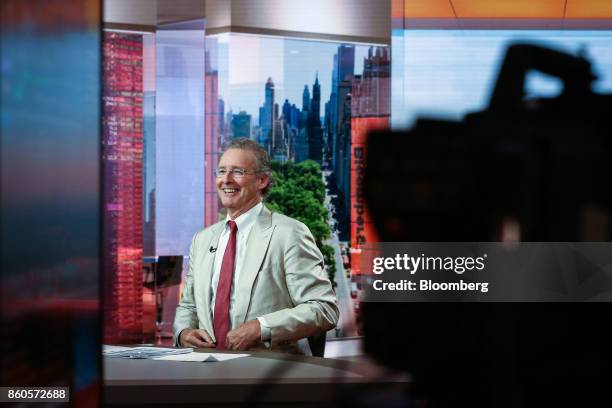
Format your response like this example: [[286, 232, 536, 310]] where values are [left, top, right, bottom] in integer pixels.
[[363, 43, 612, 407]]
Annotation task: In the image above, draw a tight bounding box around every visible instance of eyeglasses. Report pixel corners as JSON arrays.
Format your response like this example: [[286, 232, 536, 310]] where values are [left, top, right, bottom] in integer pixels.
[[214, 168, 254, 178]]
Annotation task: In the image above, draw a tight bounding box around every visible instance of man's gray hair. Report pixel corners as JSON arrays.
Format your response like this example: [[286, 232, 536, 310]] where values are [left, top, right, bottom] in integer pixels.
[[225, 138, 273, 196]]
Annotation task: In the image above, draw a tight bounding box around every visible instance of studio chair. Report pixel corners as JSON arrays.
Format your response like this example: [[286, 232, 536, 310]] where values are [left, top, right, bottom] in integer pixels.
[[308, 332, 327, 357]]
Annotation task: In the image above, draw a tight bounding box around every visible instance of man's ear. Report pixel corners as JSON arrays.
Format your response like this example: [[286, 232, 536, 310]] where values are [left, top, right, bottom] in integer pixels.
[[258, 173, 270, 191]]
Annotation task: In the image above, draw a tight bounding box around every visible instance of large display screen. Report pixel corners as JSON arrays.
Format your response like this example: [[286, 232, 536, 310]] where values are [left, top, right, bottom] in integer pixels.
[[392, 30, 612, 129]]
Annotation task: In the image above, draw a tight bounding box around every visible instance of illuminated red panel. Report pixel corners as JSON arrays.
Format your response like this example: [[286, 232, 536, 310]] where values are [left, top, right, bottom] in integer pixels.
[[350, 117, 388, 275], [102, 32, 144, 344], [404, 0, 578, 19], [404, 0, 456, 18], [566, 0, 612, 18], [450, 0, 565, 19]]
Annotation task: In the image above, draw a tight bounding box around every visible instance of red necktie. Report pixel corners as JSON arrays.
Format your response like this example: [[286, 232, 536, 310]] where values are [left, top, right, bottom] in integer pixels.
[[213, 220, 237, 349]]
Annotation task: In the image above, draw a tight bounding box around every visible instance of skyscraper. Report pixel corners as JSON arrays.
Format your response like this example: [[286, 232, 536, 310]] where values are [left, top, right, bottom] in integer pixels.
[[295, 128, 309, 163], [308, 74, 323, 163], [282, 99, 292, 123], [337, 45, 355, 84], [272, 118, 287, 161], [290, 103, 300, 129], [231, 111, 252, 139], [324, 100, 331, 149], [330, 45, 355, 193], [259, 77, 275, 153], [302, 84, 311, 112], [335, 78, 353, 211], [311, 74, 321, 118], [352, 47, 391, 116]]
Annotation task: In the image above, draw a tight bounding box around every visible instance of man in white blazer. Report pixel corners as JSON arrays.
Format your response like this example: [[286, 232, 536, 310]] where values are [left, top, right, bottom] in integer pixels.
[[173, 138, 339, 354]]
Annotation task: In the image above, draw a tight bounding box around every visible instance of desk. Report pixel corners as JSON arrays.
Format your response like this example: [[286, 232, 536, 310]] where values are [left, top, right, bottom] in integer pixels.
[[104, 348, 410, 406]]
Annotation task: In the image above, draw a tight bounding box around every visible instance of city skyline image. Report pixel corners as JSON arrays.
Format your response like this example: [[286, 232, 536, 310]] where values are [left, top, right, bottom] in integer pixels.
[[208, 34, 377, 123], [207, 35, 390, 242]]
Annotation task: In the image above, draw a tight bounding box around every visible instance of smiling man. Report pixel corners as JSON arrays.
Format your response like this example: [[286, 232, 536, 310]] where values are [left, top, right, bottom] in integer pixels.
[[173, 138, 339, 355]]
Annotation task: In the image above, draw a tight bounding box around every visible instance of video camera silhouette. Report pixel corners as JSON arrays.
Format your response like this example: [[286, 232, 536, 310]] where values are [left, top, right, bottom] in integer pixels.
[[361, 43, 612, 407]]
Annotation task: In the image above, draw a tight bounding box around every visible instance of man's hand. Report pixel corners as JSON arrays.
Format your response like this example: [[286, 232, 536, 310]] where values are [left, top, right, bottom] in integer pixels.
[[225, 320, 261, 350], [179, 328, 216, 348]]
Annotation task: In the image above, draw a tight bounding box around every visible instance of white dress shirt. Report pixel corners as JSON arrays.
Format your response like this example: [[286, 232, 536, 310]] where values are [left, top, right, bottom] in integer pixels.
[[210, 201, 262, 322], [209, 202, 271, 343]]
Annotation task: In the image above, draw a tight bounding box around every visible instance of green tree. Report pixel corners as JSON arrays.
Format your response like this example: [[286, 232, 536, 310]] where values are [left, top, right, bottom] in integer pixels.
[[266, 160, 336, 286]]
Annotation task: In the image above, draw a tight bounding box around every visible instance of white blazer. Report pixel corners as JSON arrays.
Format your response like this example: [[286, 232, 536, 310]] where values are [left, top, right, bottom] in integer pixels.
[[173, 205, 339, 354]]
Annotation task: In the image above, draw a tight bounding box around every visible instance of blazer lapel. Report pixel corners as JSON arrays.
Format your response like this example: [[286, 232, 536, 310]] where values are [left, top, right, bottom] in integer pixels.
[[195, 222, 225, 341], [233, 206, 274, 326]]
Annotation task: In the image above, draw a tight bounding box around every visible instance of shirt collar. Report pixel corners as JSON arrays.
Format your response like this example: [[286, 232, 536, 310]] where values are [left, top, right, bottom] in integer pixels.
[[226, 201, 263, 233]]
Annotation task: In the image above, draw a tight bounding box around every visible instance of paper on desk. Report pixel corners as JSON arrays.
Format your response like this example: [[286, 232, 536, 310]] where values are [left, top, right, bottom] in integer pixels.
[[103, 345, 193, 359], [152, 353, 250, 362], [103, 345, 131, 353]]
